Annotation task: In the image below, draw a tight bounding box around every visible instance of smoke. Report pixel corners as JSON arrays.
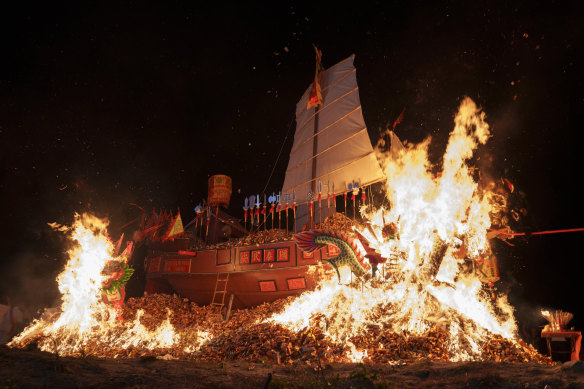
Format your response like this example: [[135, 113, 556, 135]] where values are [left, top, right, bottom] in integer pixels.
[[0, 250, 62, 321]]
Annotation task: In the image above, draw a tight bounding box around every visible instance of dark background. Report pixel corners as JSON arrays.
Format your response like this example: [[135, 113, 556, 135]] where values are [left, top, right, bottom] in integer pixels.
[[1, 1, 583, 341]]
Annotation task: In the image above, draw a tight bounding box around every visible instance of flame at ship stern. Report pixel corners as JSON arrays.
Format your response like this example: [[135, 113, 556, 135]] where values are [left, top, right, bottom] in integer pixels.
[[8, 213, 198, 356]]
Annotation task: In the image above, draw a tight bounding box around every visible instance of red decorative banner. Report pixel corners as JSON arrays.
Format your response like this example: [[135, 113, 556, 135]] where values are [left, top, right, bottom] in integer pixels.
[[264, 249, 275, 262], [259, 280, 277, 292], [164, 259, 191, 273], [178, 250, 197, 256], [239, 251, 250, 264], [287, 277, 306, 290], [251, 250, 263, 263], [148, 257, 161, 273], [327, 244, 340, 257], [277, 248, 289, 262]]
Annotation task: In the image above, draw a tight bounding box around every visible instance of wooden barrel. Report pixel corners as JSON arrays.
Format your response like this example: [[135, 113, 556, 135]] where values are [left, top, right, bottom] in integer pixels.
[[208, 175, 232, 207]]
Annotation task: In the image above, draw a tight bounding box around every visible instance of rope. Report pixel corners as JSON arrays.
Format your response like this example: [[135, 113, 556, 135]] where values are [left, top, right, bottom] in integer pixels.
[[261, 115, 295, 197], [488, 227, 584, 237]]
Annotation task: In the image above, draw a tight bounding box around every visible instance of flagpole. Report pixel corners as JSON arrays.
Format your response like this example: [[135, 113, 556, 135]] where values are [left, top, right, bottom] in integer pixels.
[[213, 204, 219, 244], [205, 207, 210, 244], [309, 45, 323, 231]]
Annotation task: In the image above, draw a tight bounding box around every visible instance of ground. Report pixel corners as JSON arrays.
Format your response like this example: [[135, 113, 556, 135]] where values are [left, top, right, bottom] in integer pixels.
[[1, 346, 584, 388]]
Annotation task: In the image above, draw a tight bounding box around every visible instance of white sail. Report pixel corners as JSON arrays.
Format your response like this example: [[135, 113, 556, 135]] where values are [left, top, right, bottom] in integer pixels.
[[281, 54, 385, 229]]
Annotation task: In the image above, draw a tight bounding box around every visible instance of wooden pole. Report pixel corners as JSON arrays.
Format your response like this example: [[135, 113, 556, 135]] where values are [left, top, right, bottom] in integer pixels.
[[311, 103, 320, 230], [213, 204, 220, 244], [225, 293, 234, 321], [318, 196, 321, 226], [205, 210, 210, 244]]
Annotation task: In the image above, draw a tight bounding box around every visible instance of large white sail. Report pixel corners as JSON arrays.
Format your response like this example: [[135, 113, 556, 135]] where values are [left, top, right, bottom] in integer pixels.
[[281, 54, 385, 228]]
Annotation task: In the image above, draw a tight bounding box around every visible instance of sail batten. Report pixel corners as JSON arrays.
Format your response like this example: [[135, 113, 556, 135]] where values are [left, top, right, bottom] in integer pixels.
[[290, 106, 363, 156], [286, 127, 368, 173], [281, 54, 385, 229], [284, 152, 385, 194]]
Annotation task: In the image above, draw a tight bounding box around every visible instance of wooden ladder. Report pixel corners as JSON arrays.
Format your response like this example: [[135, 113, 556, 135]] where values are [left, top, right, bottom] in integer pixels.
[[211, 272, 230, 314]]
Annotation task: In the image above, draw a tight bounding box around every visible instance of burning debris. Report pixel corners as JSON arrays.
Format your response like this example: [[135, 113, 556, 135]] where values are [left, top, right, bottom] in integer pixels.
[[189, 212, 359, 250], [541, 310, 574, 332], [10, 293, 551, 365]]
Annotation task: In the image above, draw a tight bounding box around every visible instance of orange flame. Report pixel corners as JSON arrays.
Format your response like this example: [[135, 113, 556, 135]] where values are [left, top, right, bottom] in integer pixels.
[[9, 213, 192, 355], [267, 97, 518, 361]]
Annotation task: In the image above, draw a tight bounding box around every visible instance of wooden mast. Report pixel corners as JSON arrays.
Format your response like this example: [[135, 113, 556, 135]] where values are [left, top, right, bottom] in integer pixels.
[[311, 107, 319, 228]]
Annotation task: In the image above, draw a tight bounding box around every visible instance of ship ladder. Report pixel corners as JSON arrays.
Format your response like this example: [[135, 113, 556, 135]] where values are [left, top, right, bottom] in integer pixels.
[[211, 273, 233, 320]]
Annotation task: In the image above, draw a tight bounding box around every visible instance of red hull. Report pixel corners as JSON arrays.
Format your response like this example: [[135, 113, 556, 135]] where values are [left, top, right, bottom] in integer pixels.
[[145, 238, 340, 309]]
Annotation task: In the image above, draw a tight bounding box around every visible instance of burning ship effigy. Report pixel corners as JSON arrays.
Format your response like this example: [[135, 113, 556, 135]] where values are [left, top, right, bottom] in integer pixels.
[[141, 53, 391, 311], [7, 49, 556, 365]]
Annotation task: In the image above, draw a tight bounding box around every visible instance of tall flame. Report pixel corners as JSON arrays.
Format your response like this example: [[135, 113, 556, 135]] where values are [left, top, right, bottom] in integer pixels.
[[268, 97, 518, 361], [9, 213, 183, 355]]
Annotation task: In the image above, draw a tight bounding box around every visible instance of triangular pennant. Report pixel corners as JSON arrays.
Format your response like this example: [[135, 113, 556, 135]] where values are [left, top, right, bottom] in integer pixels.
[[163, 212, 184, 241], [113, 233, 124, 256]]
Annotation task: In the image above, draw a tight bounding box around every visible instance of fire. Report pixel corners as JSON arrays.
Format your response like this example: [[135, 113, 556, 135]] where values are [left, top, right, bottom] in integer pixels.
[[267, 97, 518, 361], [7, 97, 535, 364], [9, 213, 185, 356]]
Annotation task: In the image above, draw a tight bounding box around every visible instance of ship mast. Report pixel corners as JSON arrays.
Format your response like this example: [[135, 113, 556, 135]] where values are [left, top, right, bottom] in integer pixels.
[[309, 45, 323, 228], [281, 53, 385, 232], [311, 106, 319, 227]]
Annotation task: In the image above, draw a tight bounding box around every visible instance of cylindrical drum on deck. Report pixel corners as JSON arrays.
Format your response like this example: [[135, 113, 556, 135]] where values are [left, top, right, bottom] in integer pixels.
[[208, 175, 232, 207]]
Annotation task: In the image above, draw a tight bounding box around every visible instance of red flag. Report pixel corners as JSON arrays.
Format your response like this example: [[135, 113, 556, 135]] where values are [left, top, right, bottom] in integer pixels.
[[392, 108, 405, 130], [307, 45, 324, 110], [261, 206, 266, 216], [503, 178, 514, 193]]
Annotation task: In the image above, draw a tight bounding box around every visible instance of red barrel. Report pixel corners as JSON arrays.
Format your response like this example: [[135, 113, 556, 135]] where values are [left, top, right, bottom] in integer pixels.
[[208, 175, 232, 207]]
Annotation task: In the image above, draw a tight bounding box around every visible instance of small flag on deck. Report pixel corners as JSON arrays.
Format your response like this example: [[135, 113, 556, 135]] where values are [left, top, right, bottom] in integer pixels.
[[163, 212, 184, 241]]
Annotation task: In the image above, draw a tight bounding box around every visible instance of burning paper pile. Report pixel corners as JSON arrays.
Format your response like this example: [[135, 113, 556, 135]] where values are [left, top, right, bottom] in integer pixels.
[[9, 214, 180, 356], [11, 292, 551, 364]]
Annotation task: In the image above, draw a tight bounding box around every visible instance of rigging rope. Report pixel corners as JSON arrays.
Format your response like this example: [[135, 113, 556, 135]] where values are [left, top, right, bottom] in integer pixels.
[[260, 115, 295, 197], [489, 227, 584, 237]]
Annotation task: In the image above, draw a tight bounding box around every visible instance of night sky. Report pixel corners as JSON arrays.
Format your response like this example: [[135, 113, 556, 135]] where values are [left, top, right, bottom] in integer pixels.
[[1, 2, 583, 335]]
